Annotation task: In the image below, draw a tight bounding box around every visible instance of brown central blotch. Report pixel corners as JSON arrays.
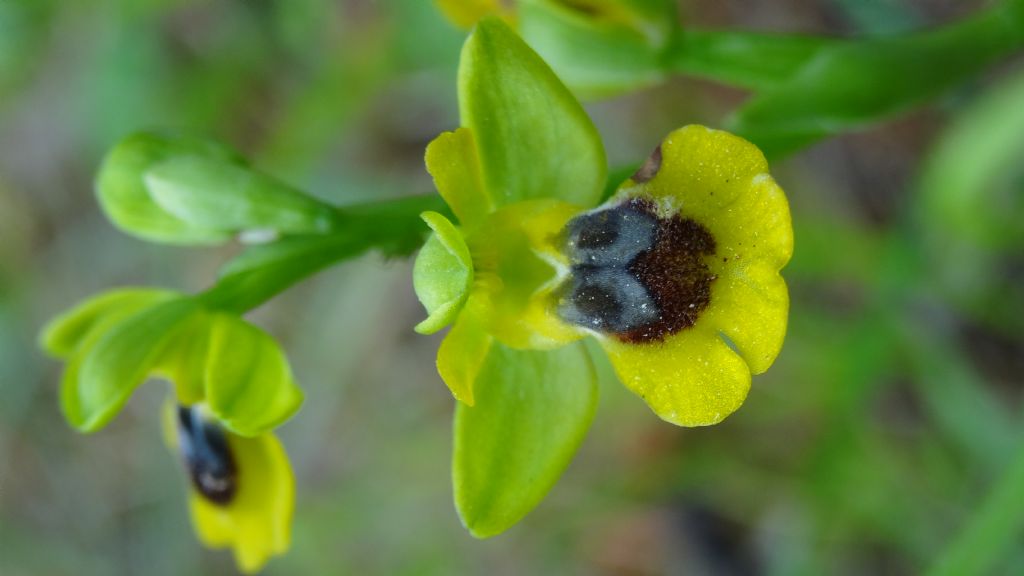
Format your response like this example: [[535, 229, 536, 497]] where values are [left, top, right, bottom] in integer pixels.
[[620, 201, 716, 343], [558, 198, 717, 344]]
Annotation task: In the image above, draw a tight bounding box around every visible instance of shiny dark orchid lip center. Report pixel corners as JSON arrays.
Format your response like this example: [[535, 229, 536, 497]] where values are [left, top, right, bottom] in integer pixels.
[[177, 405, 238, 506], [557, 198, 717, 343]]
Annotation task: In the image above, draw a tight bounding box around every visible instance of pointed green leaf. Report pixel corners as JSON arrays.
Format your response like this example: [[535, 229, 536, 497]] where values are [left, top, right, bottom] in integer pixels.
[[459, 17, 606, 208], [145, 156, 337, 237], [413, 211, 474, 334], [453, 342, 597, 537], [40, 288, 178, 358], [67, 297, 199, 432], [204, 314, 303, 437], [728, 3, 1024, 156], [96, 132, 242, 245]]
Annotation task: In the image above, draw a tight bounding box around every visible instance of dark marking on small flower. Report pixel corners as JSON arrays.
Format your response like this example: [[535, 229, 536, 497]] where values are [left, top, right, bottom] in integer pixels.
[[177, 405, 238, 506], [557, 198, 717, 343], [632, 145, 663, 184]]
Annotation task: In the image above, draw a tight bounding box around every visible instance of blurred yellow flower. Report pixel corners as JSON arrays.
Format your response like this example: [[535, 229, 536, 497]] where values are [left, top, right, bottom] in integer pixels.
[[166, 403, 295, 573]]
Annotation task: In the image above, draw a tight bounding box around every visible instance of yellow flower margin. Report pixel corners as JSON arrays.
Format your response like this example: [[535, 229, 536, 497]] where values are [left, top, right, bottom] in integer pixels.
[[417, 124, 792, 426]]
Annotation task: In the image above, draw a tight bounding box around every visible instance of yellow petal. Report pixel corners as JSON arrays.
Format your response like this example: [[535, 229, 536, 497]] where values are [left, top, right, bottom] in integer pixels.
[[425, 128, 492, 226], [606, 124, 793, 393], [616, 124, 793, 267], [188, 431, 294, 574], [437, 310, 494, 406], [600, 324, 751, 427], [705, 260, 789, 374]]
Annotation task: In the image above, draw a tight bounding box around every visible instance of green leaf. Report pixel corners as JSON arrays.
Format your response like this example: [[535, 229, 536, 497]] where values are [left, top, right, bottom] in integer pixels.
[[459, 17, 606, 208], [96, 132, 243, 245], [40, 288, 177, 358], [204, 313, 303, 437], [918, 65, 1024, 249], [728, 2, 1024, 156], [145, 156, 337, 237], [929, 441, 1024, 576], [413, 211, 474, 334], [453, 342, 597, 537], [66, 297, 199, 433], [518, 0, 671, 99], [668, 29, 838, 91]]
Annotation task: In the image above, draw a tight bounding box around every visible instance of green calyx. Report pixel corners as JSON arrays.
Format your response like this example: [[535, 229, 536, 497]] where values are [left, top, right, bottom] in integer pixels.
[[413, 211, 475, 334]]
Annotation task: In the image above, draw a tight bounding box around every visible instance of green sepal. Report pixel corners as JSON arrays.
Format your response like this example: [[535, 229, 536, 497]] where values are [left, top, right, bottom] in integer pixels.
[[459, 17, 606, 208], [153, 310, 213, 406], [453, 342, 597, 538], [64, 297, 200, 433], [145, 156, 337, 238], [413, 211, 474, 335], [96, 132, 243, 245], [203, 313, 304, 437], [40, 288, 178, 358]]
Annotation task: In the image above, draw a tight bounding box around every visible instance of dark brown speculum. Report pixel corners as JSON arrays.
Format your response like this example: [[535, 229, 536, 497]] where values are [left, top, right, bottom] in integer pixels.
[[558, 198, 716, 343], [176, 405, 238, 506]]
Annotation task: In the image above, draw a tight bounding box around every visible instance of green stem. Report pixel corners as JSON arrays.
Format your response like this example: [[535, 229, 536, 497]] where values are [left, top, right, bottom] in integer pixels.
[[198, 194, 448, 314], [928, 440, 1024, 576]]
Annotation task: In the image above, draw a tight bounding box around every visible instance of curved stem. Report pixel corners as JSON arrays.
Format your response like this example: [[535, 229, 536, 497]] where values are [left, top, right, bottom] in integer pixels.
[[199, 194, 448, 314]]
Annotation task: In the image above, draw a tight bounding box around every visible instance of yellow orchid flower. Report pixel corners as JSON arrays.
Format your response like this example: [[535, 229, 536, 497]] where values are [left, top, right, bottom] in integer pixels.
[[165, 403, 295, 573], [414, 18, 792, 427], [414, 17, 792, 538]]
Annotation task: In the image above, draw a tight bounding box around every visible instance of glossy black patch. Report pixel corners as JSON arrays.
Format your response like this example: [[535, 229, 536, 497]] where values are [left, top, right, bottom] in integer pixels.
[[177, 406, 238, 506], [558, 267, 659, 332], [564, 203, 658, 268], [557, 199, 716, 343]]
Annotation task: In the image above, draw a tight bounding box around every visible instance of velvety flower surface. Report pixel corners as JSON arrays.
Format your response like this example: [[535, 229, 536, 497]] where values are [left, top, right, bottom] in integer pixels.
[[413, 17, 792, 427]]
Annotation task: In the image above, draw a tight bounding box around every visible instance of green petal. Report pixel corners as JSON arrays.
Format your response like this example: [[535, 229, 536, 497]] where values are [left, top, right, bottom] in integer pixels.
[[436, 310, 493, 405], [40, 288, 178, 358], [66, 297, 199, 432], [413, 211, 475, 334], [96, 132, 241, 245], [459, 17, 606, 208], [204, 314, 303, 437], [424, 128, 492, 225], [145, 156, 337, 237], [453, 341, 597, 537]]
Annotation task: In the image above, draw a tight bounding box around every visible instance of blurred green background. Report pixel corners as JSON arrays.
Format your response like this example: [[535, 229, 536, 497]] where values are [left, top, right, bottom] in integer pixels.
[[2, 0, 1024, 574]]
